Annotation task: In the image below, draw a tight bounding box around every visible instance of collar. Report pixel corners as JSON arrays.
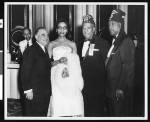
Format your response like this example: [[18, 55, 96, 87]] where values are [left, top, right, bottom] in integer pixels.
[[25, 39, 32, 44], [84, 38, 92, 42], [116, 34, 119, 38], [84, 35, 95, 43], [113, 30, 126, 46], [113, 33, 118, 39], [36, 41, 45, 52]]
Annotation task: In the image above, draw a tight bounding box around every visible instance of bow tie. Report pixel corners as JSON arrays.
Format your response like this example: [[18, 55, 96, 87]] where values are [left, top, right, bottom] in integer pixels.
[[113, 36, 116, 39], [44, 47, 48, 53], [84, 38, 92, 42]]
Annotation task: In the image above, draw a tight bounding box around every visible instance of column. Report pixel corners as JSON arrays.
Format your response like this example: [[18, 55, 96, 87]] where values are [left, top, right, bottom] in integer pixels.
[[34, 5, 44, 32], [7, 64, 20, 99], [118, 5, 128, 33], [87, 5, 97, 33], [7, 69, 10, 98], [74, 5, 86, 44], [10, 69, 20, 99], [29, 5, 33, 33], [44, 5, 54, 34]]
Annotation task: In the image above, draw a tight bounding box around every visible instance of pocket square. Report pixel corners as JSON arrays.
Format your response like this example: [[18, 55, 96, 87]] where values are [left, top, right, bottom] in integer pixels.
[[93, 49, 99, 51], [111, 53, 115, 55]]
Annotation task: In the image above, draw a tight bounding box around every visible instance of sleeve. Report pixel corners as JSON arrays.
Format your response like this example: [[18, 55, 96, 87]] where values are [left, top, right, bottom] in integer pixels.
[[21, 48, 35, 92], [117, 38, 135, 91], [24, 89, 33, 94]]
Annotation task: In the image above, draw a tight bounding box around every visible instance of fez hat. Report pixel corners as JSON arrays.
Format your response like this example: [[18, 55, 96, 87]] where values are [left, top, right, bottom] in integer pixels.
[[109, 9, 125, 25], [82, 14, 95, 26]]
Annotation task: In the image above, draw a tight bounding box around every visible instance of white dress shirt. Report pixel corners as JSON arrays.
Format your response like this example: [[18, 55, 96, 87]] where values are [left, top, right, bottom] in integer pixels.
[[19, 39, 32, 54], [36, 41, 46, 53], [107, 34, 118, 58], [82, 41, 90, 57]]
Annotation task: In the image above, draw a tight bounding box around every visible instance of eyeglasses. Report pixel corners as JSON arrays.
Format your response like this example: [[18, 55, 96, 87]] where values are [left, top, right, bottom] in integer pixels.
[[57, 26, 67, 30]]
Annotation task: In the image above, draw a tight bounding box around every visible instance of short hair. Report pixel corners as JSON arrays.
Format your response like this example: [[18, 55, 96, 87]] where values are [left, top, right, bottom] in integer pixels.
[[22, 27, 31, 34], [55, 18, 70, 31], [35, 27, 46, 35]]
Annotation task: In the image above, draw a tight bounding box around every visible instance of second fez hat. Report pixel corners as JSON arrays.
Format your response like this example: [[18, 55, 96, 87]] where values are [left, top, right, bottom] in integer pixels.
[[109, 9, 125, 25]]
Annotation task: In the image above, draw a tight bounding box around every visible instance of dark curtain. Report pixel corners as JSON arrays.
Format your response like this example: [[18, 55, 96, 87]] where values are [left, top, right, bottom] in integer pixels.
[[128, 5, 145, 117]]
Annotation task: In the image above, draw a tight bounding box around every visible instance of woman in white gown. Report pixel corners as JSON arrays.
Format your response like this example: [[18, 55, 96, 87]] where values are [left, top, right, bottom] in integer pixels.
[[47, 18, 84, 117]]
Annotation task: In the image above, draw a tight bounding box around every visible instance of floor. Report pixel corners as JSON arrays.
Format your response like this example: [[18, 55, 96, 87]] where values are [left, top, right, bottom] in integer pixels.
[[7, 98, 144, 117], [7, 98, 23, 116]]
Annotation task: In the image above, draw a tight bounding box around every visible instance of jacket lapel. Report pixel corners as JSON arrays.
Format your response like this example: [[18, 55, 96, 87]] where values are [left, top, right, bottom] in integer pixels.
[[82, 36, 96, 62], [105, 30, 126, 66], [82, 46, 90, 61], [35, 42, 48, 57]]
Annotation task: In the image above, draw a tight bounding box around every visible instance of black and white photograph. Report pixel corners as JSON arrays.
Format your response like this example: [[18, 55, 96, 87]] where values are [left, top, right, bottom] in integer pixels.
[[4, 2, 148, 120]]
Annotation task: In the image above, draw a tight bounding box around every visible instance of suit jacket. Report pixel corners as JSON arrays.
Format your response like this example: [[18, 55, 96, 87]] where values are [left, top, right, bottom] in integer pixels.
[[21, 42, 51, 96], [19, 39, 32, 54], [105, 30, 135, 98], [81, 35, 110, 95]]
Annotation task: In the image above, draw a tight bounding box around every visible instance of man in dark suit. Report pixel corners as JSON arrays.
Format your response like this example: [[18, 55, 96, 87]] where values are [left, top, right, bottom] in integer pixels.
[[21, 27, 51, 116], [81, 14, 110, 117], [105, 9, 135, 117]]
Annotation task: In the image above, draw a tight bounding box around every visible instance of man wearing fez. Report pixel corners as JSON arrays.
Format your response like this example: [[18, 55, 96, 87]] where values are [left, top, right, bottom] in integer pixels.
[[81, 14, 110, 117], [105, 9, 135, 116]]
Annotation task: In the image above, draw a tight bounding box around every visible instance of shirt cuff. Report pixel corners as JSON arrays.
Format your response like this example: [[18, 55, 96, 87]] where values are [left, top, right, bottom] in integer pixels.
[[24, 89, 33, 94]]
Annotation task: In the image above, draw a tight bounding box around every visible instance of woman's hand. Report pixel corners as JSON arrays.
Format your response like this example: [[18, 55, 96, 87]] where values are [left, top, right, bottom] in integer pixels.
[[59, 57, 68, 65]]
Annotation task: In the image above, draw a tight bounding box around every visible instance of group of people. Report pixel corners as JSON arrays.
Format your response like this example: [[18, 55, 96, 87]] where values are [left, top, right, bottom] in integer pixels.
[[19, 9, 136, 117]]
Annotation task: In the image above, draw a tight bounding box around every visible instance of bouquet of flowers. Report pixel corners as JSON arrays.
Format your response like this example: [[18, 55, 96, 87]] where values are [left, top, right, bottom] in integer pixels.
[[59, 57, 69, 78], [62, 67, 69, 78]]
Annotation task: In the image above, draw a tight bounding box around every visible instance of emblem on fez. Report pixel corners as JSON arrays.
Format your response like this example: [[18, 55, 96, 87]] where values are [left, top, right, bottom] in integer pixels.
[[110, 10, 118, 19], [83, 15, 93, 22]]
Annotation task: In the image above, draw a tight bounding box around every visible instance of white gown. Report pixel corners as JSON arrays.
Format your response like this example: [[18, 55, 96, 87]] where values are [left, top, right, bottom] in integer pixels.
[[47, 46, 84, 117]]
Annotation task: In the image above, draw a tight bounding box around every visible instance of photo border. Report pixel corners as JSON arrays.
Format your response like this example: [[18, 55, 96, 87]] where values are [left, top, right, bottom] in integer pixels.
[[4, 2, 148, 120]]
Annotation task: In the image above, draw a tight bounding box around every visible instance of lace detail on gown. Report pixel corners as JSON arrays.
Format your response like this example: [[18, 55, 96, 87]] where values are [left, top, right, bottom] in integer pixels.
[[47, 46, 84, 117]]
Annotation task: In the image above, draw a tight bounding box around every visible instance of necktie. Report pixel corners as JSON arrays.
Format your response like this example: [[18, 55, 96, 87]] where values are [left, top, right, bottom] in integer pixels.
[[105, 38, 116, 66], [82, 41, 90, 57], [107, 38, 115, 58], [27, 42, 29, 49], [107, 44, 114, 58], [44, 47, 48, 54]]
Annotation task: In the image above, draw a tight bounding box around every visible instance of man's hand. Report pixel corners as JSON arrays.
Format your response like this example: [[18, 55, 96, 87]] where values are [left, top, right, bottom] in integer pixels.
[[115, 89, 124, 100], [26, 91, 33, 100], [52, 57, 68, 67]]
